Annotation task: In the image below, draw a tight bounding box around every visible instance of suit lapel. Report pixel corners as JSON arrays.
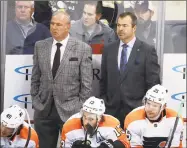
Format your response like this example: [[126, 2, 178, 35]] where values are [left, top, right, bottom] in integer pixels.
[[120, 38, 141, 83], [45, 38, 53, 80], [54, 37, 76, 80]]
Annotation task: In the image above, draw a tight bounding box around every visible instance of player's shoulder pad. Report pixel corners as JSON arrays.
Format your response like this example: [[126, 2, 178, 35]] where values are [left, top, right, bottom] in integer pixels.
[[63, 113, 82, 133]]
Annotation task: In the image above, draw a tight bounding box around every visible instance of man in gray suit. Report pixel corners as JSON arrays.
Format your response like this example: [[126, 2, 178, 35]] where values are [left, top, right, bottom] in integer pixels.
[[30, 11, 92, 148], [100, 12, 160, 128]]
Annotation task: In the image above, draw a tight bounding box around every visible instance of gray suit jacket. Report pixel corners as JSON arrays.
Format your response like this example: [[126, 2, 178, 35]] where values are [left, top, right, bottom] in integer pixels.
[[31, 37, 93, 121], [100, 38, 160, 118]]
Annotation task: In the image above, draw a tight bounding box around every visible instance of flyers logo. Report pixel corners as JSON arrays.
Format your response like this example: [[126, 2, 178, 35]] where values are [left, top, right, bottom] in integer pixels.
[[172, 64, 186, 79], [14, 65, 32, 75]]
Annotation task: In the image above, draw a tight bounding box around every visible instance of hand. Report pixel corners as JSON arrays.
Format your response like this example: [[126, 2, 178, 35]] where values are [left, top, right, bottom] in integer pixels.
[[71, 140, 91, 148], [97, 140, 114, 148]]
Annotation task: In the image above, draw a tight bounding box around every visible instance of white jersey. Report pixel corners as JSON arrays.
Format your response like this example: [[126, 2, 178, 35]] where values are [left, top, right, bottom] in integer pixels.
[[1, 121, 39, 148], [124, 106, 184, 148], [61, 113, 129, 148]]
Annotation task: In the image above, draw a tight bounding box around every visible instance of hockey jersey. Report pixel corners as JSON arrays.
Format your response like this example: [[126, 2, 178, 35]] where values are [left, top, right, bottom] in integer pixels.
[[124, 106, 184, 148], [1, 121, 39, 148], [61, 113, 130, 148]]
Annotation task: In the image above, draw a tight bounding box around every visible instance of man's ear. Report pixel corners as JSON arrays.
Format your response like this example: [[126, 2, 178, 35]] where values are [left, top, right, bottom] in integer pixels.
[[96, 13, 102, 21], [150, 10, 154, 17], [133, 25, 137, 33], [31, 7, 35, 18]]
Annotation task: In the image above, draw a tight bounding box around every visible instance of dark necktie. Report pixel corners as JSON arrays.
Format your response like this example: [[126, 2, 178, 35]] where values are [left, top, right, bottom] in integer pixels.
[[52, 43, 62, 78], [120, 44, 128, 73]]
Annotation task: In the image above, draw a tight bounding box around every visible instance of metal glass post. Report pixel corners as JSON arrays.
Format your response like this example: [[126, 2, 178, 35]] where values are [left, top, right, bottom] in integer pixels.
[[155, 1, 166, 84], [1, 1, 7, 112]]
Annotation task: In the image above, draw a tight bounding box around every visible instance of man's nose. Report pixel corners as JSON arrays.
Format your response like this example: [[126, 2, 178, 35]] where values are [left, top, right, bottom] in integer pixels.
[[84, 14, 88, 19], [118, 26, 123, 31], [139, 13, 144, 19], [52, 24, 57, 29], [20, 7, 26, 12], [84, 120, 89, 125]]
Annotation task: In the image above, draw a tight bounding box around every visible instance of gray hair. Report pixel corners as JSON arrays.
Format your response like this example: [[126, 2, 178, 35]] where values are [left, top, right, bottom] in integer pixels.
[[52, 10, 71, 24], [15, 1, 34, 8]]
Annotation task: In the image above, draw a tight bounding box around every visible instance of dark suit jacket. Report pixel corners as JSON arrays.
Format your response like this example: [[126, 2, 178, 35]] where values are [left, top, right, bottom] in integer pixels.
[[100, 38, 160, 117]]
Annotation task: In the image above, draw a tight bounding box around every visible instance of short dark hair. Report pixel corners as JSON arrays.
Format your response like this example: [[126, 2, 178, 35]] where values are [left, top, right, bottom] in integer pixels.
[[84, 1, 102, 15], [118, 12, 137, 27]]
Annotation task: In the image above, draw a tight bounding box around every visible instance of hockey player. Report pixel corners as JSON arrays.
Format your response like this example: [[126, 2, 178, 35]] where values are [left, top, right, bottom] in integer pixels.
[[61, 96, 130, 148], [0, 105, 39, 148], [124, 84, 184, 148]]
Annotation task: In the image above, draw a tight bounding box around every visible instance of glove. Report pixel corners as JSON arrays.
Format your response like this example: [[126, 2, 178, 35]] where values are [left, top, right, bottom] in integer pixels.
[[71, 140, 91, 148], [97, 140, 114, 148]]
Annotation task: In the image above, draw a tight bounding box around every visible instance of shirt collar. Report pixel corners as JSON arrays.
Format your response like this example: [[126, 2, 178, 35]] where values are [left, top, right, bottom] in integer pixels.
[[52, 34, 70, 46], [119, 37, 136, 48], [15, 18, 34, 27]]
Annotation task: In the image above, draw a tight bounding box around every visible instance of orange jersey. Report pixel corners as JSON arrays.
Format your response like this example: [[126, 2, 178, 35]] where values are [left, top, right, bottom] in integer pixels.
[[124, 106, 184, 148], [1, 121, 39, 148], [61, 113, 130, 148]]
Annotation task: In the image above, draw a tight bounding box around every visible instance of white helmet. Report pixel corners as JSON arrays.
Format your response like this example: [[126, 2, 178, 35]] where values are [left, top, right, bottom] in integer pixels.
[[82, 97, 105, 116], [1, 105, 25, 129], [145, 84, 168, 107]]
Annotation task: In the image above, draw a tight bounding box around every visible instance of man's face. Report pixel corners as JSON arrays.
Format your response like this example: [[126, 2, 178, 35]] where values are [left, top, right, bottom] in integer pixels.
[[117, 16, 136, 42], [145, 100, 162, 120], [0, 124, 14, 137], [50, 13, 70, 41], [15, 1, 33, 22], [135, 9, 153, 29], [82, 4, 97, 27], [136, 9, 152, 22], [82, 111, 98, 130]]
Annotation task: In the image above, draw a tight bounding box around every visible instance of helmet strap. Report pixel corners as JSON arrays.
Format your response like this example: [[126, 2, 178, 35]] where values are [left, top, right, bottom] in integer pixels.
[[8, 124, 23, 141]]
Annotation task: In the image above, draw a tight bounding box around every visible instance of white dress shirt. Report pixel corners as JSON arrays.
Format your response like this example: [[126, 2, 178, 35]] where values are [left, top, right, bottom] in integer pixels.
[[51, 34, 70, 69], [118, 37, 136, 69]]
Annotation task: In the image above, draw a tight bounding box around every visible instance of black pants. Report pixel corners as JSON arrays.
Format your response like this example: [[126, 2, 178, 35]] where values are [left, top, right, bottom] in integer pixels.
[[115, 101, 132, 129], [34, 101, 64, 148]]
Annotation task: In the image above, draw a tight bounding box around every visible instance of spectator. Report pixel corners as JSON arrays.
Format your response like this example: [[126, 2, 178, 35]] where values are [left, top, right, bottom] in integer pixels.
[[30, 11, 92, 148], [100, 12, 160, 128], [134, 0, 174, 53], [124, 84, 184, 148], [70, 1, 116, 97], [6, 1, 51, 54]]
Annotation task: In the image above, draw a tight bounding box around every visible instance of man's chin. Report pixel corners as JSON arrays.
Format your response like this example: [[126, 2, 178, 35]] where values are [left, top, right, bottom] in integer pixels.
[[83, 23, 89, 27], [17, 18, 30, 23]]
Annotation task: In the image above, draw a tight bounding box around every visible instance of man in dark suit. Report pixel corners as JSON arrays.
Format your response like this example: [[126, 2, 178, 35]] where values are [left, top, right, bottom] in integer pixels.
[[100, 12, 160, 127], [30, 11, 92, 148]]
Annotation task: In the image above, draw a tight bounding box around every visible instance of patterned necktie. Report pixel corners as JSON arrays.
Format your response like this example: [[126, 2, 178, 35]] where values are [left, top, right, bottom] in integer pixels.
[[52, 43, 62, 78], [120, 44, 128, 73]]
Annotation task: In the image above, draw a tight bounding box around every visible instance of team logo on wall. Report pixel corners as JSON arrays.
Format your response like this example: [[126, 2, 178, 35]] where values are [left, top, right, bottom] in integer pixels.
[[14, 65, 33, 109], [13, 94, 33, 109], [171, 92, 186, 102], [172, 64, 186, 79], [14, 65, 33, 80]]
